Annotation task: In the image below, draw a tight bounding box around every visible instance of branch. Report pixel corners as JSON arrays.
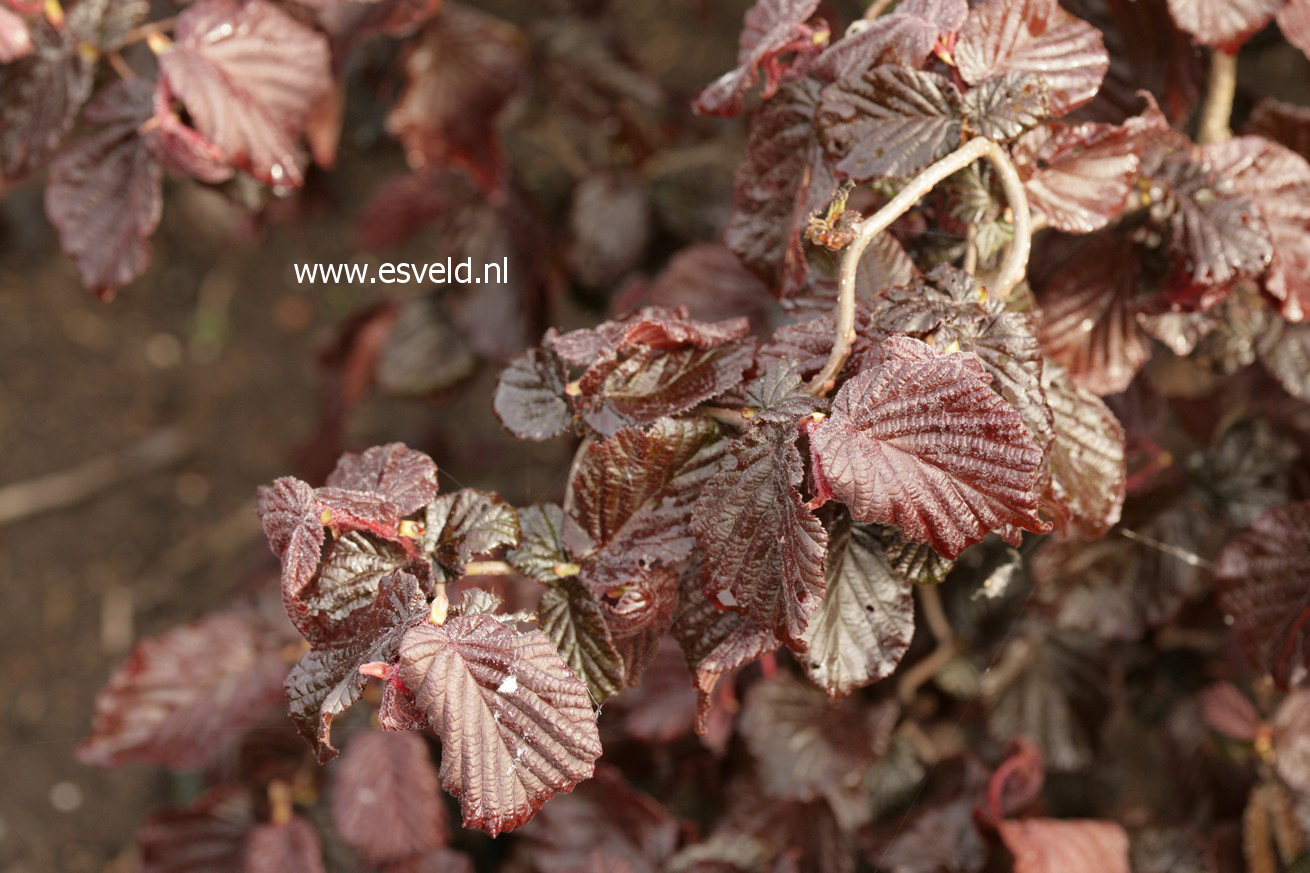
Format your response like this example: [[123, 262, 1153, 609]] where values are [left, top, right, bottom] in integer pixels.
[[1198, 50, 1237, 145], [897, 584, 959, 704], [808, 137, 1032, 395]]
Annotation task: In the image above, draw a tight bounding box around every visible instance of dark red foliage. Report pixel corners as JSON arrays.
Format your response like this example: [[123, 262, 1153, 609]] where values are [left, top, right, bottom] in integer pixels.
[[60, 0, 1310, 869]]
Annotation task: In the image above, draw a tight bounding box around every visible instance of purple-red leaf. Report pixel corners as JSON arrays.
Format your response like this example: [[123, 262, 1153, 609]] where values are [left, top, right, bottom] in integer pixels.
[[79, 607, 288, 769], [538, 575, 625, 703], [157, 0, 331, 187], [739, 672, 895, 801], [570, 417, 726, 570], [1216, 501, 1310, 688], [423, 489, 520, 582], [1248, 98, 1310, 162], [725, 77, 832, 295], [325, 443, 439, 517], [258, 476, 328, 612], [693, 0, 826, 117], [1166, 0, 1281, 51], [386, 5, 525, 193], [244, 817, 326, 873], [44, 78, 162, 300], [800, 525, 915, 697], [397, 613, 603, 836], [285, 571, 428, 762], [568, 171, 652, 290], [954, 0, 1109, 117], [1259, 320, 1310, 400], [1042, 365, 1126, 539], [1273, 689, 1310, 791], [1011, 120, 1139, 234], [330, 730, 448, 865], [818, 66, 963, 181], [810, 337, 1049, 559], [136, 785, 253, 873], [998, 818, 1131, 873], [0, 18, 93, 179], [1031, 231, 1151, 396], [1200, 136, 1310, 322], [691, 422, 828, 648], [812, 0, 967, 81], [494, 348, 573, 441]]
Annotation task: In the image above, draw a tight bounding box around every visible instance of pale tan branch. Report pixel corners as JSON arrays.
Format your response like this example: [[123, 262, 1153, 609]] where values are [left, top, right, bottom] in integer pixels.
[[808, 137, 1032, 396]]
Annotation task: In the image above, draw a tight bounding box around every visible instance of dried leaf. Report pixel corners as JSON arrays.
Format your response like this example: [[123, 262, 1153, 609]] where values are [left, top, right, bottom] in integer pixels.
[[79, 608, 288, 769], [397, 613, 603, 836], [811, 336, 1049, 559]]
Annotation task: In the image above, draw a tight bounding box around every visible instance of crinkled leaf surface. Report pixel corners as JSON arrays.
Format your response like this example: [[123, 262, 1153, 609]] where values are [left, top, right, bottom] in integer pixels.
[[692, 0, 824, 117], [739, 673, 893, 801], [244, 817, 325, 873], [285, 571, 427, 762], [330, 730, 447, 865], [818, 66, 963, 181], [570, 417, 725, 569], [538, 576, 625, 704], [742, 361, 820, 424], [869, 267, 1054, 453], [1165, 0, 1281, 50], [1201, 136, 1310, 322], [671, 574, 779, 733], [960, 72, 1052, 142], [158, 0, 331, 186], [811, 337, 1048, 559], [800, 525, 915, 697], [79, 607, 288, 769], [998, 818, 1131, 873], [397, 613, 603, 836], [423, 489, 520, 583], [812, 0, 967, 80], [45, 78, 162, 300], [1158, 150, 1273, 289], [507, 504, 571, 583], [1260, 320, 1310, 400], [1042, 366, 1126, 539], [325, 443, 439, 516], [1011, 120, 1139, 233], [725, 77, 831, 295], [386, 5, 525, 192], [955, 0, 1108, 117], [304, 533, 410, 622], [1216, 501, 1310, 688], [691, 422, 827, 648]]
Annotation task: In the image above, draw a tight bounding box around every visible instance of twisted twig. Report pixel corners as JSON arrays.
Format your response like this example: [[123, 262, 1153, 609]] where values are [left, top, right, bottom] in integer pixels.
[[807, 137, 1032, 396]]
